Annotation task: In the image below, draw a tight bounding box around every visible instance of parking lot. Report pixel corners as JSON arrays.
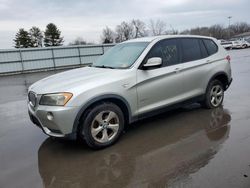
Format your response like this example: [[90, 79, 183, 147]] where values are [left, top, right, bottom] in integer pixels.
[[0, 48, 250, 188]]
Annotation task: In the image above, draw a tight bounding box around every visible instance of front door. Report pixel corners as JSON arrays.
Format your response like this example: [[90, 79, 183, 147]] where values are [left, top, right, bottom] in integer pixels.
[[136, 39, 184, 115]]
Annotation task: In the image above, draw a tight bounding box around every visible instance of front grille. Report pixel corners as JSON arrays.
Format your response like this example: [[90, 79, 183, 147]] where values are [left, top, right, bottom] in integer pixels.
[[28, 92, 37, 107]]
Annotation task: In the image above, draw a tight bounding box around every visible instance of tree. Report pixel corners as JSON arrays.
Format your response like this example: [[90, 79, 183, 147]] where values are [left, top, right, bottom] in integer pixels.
[[190, 27, 210, 36], [166, 24, 179, 35], [44, 23, 63, 47], [230, 22, 250, 36], [131, 19, 147, 38], [101, 27, 115, 44], [179, 29, 190, 35], [209, 25, 227, 39], [69, 37, 87, 45], [115, 21, 134, 42], [149, 19, 166, 36], [14, 28, 32, 48], [29, 26, 43, 47]]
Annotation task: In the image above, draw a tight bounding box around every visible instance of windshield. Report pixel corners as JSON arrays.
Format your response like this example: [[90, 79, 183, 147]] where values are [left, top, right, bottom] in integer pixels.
[[92, 42, 149, 69]]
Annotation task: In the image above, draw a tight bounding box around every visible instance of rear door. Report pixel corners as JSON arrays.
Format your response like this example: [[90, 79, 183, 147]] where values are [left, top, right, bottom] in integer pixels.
[[179, 38, 212, 98]]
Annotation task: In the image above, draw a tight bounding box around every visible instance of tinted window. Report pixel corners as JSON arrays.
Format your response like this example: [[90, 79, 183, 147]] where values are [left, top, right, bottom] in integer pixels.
[[146, 42, 164, 62], [203, 39, 218, 55], [181, 38, 202, 62], [145, 39, 180, 67], [161, 39, 180, 66], [199, 39, 209, 58]]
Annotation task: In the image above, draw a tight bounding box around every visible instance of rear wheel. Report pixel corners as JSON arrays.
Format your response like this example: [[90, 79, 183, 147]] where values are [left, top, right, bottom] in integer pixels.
[[79, 102, 124, 149], [201, 79, 224, 109]]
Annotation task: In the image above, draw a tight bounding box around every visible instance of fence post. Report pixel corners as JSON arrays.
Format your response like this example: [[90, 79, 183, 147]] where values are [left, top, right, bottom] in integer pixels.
[[77, 46, 82, 65], [51, 48, 56, 70], [19, 48, 24, 72], [102, 45, 105, 55]]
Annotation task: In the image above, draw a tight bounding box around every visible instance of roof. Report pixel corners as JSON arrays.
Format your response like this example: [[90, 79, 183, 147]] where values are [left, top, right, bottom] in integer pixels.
[[123, 35, 215, 43]]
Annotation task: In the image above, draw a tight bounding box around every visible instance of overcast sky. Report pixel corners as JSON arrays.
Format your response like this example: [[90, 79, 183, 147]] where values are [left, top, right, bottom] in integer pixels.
[[0, 0, 249, 49]]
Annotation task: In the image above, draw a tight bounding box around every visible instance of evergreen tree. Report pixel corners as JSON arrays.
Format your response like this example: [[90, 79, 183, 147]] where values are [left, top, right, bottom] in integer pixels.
[[29, 26, 43, 47], [14, 28, 32, 48], [44, 23, 64, 47]]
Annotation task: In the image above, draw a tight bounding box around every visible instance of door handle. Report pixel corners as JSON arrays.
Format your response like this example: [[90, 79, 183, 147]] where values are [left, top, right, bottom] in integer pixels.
[[206, 60, 211, 64]]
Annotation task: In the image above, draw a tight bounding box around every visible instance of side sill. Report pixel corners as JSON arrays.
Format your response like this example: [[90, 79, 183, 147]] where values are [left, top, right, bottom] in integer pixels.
[[131, 95, 204, 123]]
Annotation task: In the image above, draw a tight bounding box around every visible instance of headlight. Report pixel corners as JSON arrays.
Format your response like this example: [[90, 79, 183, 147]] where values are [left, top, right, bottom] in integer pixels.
[[39, 92, 73, 106]]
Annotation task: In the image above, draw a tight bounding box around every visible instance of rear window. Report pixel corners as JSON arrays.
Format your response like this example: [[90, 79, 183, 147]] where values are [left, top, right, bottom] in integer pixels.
[[180, 38, 202, 62], [203, 39, 218, 55]]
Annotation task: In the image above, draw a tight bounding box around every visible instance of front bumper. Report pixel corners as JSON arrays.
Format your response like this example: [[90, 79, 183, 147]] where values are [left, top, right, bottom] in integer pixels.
[[28, 102, 79, 139]]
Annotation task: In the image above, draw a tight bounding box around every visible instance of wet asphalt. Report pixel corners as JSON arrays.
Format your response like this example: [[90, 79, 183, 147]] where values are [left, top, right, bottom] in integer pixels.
[[0, 49, 250, 188]]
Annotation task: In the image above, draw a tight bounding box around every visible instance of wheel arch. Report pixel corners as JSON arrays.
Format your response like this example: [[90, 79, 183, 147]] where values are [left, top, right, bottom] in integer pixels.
[[208, 72, 230, 90], [72, 94, 133, 136]]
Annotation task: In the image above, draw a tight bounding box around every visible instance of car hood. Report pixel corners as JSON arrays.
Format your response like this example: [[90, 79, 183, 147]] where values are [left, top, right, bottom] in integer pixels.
[[29, 67, 128, 94]]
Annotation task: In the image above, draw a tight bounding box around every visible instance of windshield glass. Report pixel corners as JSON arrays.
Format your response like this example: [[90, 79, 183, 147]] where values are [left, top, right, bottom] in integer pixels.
[[92, 42, 149, 69]]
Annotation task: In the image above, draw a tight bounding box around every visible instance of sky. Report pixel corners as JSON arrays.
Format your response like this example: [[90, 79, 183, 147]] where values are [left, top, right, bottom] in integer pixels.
[[0, 0, 249, 49]]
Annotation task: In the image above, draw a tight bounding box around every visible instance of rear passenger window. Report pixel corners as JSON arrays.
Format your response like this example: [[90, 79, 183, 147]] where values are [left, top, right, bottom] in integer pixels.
[[203, 39, 218, 55], [180, 38, 202, 62], [199, 39, 209, 58]]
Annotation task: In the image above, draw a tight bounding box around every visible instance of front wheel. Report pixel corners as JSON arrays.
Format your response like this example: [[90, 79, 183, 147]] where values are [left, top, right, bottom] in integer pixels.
[[79, 102, 124, 149], [201, 80, 224, 109]]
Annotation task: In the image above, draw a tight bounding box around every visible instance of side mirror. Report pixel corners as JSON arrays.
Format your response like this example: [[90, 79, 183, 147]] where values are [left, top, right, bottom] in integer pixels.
[[143, 57, 162, 68]]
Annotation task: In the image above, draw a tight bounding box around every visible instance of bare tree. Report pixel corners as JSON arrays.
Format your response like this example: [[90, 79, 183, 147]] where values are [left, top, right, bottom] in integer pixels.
[[131, 19, 147, 38], [164, 24, 179, 35], [179, 29, 190, 35], [189, 27, 210, 36], [148, 19, 166, 36], [101, 27, 115, 44], [115, 21, 134, 42], [69, 37, 87, 46], [230, 22, 250, 36], [209, 25, 227, 39]]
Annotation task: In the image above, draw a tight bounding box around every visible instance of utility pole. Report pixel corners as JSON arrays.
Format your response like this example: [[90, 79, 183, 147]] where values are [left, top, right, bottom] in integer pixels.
[[228, 16, 232, 39]]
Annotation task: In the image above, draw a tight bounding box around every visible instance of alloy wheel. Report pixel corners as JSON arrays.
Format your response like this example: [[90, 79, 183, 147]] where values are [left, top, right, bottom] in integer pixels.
[[210, 85, 224, 107], [90, 111, 120, 143]]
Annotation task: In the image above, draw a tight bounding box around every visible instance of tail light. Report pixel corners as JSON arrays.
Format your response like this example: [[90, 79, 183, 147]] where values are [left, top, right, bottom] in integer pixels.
[[226, 55, 231, 63]]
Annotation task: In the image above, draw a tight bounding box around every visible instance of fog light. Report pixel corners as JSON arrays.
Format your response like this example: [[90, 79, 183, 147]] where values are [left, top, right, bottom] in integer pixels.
[[47, 112, 54, 121]]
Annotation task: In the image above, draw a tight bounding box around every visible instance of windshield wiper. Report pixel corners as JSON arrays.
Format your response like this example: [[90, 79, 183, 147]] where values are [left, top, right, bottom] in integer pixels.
[[92, 65, 115, 69]]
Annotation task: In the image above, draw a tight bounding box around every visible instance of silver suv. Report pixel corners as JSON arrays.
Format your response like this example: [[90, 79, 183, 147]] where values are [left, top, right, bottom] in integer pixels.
[[28, 35, 232, 149]]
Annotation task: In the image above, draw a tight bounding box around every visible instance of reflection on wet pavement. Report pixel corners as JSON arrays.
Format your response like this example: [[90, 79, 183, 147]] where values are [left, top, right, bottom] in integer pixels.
[[38, 106, 230, 188]]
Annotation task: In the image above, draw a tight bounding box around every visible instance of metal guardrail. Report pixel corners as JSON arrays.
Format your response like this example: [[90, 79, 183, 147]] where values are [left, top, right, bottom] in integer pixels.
[[0, 44, 115, 75]]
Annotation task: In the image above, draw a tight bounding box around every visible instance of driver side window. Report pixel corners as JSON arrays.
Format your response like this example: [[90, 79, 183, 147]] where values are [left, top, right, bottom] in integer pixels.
[[143, 39, 180, 69]]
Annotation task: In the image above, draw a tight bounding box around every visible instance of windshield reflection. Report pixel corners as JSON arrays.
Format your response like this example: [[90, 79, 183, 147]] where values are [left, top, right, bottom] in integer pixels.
[[93, 42, 149, 69]]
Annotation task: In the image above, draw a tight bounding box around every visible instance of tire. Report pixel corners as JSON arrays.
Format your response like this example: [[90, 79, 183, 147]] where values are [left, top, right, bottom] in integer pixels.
[[201, 79, 224, 109], [242, 44, 247, 49], [79, 102, 125, 149]]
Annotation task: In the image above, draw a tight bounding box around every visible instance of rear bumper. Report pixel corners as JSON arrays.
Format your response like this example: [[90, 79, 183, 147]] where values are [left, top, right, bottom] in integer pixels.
[[225, 78, 233, 90]]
